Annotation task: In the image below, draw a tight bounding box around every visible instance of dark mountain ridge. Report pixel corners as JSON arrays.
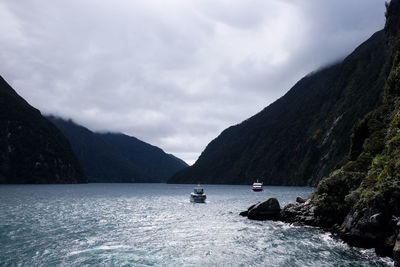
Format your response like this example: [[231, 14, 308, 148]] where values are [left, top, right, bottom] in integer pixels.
[[0, 76, 86, 183], [48, 116, 188, 183], [100, 133, 188, 181], [169, 28, 389, 186], [248, 1, 400, 263]]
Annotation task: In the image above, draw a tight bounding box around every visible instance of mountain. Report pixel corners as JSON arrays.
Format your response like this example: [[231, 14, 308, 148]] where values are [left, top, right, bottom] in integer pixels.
[[0, 76, 86, 183], [47, 117, 188, 183], [169, 28, 389, 186], [261, 1, 400, 262], [100, 133, 188, 181]]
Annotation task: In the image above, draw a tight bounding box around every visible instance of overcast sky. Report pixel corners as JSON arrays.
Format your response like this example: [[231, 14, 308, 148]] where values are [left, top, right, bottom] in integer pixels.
[[0, 0, 386, 164]]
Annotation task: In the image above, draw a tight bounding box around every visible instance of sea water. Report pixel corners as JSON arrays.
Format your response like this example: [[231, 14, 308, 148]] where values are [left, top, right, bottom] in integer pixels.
[[0, 184, 394, 266]]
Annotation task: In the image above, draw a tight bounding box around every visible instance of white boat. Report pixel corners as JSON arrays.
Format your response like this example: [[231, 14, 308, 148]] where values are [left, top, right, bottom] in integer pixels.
[[190, 185, 206, 203], [252, 180, 263, 192]]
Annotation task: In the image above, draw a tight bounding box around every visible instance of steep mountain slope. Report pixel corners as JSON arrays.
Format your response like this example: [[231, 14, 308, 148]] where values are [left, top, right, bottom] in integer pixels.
[[269, 1, 400, 262], [0, 76, 86, 183], [48, 117, 188, 183], [170, 29, 389, 186]]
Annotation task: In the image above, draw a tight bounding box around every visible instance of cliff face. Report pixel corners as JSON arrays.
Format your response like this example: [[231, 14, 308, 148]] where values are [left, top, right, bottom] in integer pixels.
[[0, 76, 86, 183], [48, 117, 188, 183], [267, 1, 400, 263], [169, 29, 389, 186]]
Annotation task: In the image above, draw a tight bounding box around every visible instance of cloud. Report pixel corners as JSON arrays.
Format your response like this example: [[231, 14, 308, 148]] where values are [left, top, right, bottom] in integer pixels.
[[0, 0, 386, 164]]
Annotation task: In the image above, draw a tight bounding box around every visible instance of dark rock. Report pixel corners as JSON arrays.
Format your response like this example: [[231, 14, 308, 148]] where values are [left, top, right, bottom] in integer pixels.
[[247, 203, 257, 211], [339, 210, 386, 248], [279, 200, 318, 226], [281, 203, 302, 221], [394, 233, 400, 267], [239, 211, 248, 217], [376, 234, 397, 257], [392, 216, 400, 229], [369, 213, 384, 228], [337, 209, 398, 257], [342, 212, 357, 231], [239, 203, 258, 217], [296, 196, 306, 203], [247, 198, 281, 221]]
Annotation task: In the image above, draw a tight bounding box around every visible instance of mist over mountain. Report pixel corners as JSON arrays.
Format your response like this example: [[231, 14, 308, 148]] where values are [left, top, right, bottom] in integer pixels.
[[48, 117, 188, 183], [0, 76, 86, 183], [259, 1, 400, 262], [169, 29, 389, 186]]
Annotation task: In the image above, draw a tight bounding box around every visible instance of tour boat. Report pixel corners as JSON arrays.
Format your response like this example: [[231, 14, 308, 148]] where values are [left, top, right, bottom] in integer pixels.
[[252, 180, 263, 192], [190, 185, 207, 203]]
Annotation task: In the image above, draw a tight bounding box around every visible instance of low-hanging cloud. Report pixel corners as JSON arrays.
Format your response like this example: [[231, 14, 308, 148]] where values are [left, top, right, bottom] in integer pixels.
[[0, 0, 386, 164]]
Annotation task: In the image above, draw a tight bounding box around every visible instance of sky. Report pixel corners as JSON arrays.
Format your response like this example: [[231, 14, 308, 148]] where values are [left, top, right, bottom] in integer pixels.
[[0, 0, 387, 165]]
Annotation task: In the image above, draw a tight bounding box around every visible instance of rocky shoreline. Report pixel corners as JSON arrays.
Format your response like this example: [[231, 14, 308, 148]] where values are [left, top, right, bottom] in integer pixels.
[[239, 2, 400, 265], [240, 197, 400, 266]]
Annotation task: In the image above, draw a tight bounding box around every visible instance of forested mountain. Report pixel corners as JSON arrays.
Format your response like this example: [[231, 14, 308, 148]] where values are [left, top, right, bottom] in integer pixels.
[[48, 117, 188, 183], [267, 1, 400, 262], [100, 133, 188, 182], [0, 76, 86, 183], [170, 28, 389, 186]]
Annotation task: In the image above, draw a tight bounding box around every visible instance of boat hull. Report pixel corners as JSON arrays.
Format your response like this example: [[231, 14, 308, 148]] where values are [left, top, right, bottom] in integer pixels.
[[190, 194, 206, 203], [252, 188, 263, 192]]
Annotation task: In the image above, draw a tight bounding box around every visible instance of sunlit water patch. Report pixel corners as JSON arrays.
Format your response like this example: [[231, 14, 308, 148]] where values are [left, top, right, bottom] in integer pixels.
[[0, 184, 394, 266]]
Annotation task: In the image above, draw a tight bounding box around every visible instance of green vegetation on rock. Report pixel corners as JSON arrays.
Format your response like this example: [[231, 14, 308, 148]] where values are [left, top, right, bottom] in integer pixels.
[[302, 0, 400, 259], [241, 1, 400, 263], [311, 25, 400, 223]]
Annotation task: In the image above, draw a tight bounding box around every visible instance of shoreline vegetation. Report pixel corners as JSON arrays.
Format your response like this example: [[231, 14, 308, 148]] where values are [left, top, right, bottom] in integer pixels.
[[241, 2, 400, 265], [0, 0, 399, 266]]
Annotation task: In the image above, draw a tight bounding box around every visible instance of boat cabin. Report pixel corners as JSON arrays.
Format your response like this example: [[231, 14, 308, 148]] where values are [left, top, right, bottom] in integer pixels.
[[194, 188, 204, 194]]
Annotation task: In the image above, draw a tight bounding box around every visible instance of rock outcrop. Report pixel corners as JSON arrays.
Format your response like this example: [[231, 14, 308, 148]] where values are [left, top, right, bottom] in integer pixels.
[[286, 199, 399, 261], [241, 198, 281, 221], [394, 234, 400, 266], [241, 1, 400, 265], [242, 197, 399, 264]]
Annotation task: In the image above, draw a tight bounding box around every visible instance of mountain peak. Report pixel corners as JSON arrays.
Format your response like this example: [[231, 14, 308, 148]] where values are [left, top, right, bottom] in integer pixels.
[[385, 0, 400, 41], [0, 77, 87, 183], [168, 28, 388, 185], [47, 116, 188, 183]]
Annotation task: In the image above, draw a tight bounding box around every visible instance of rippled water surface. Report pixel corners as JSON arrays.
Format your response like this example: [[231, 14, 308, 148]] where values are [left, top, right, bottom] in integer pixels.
[[0, 184, 394, 266]]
